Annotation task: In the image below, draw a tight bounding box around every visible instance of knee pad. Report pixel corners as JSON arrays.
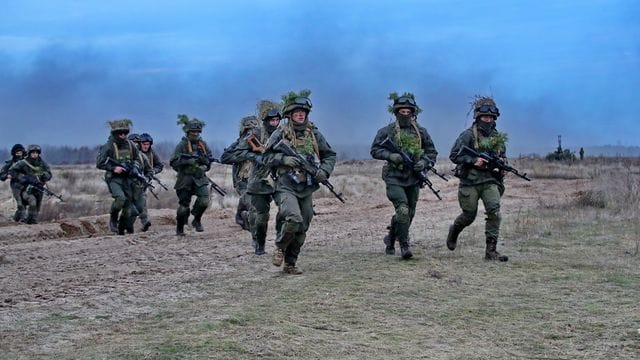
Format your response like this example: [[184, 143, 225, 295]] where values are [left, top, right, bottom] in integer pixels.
[[112, 197, 127, 211], [282, 221, 301, 235], [459, 210, 477, 226], [177, 205, 190, 218], [486, 210, 502, 223], [395, 205, 410, 224], [194, 196, 209, 210]]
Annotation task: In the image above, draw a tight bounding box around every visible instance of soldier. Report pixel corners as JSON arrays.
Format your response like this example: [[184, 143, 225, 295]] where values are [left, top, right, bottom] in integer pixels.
[[9, 145, 52, 224], [246, 101, 282, 255], [220, 116, 260, 231], [0, 144, 27, 222], [371, 92, 438, 259], [263, 90, 336, 274], [579, 147, 585, 161], [169, 114, 213, 236], [446, 96, 509, 262], [96, 119, 143, 235], [127, 133, 154, 232], [135, 132, 164, 231]]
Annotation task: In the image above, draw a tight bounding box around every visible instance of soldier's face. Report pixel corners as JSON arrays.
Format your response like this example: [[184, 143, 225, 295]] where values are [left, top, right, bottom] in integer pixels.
[[14, 151, 23, 158], [268, 117, 281, 127], [29, 152, 40, 159], [398, 108, 412, 116], [479, 115, 496, 123], [291, 110, 306, 124], [141, 142, 151, 152]]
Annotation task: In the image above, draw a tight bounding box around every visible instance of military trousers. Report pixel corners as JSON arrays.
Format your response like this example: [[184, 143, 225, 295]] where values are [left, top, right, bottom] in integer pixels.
[[11, 183, 26, 220], [130, 183, 149, 225], [453, 182, 502, 241], [107, 177, 135, 221], [274, 190, 313, 266], [386, 183, 420, 243], [176, 183, 209, 220], [249, 193, 279, 244]]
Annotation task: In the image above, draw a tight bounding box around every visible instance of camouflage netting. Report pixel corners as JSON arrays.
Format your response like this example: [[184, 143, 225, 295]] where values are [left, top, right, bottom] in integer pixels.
[[387, 92, 422, 114], [107, 119, 133, 132], [469, 95, 499, 119], [257, 100, 280, 121], [281, 89, 312, 114]]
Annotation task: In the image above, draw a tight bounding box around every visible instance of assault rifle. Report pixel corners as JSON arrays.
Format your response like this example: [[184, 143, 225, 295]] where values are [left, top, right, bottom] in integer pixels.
[[104, 158, 158, 199], [207, 176, 227, 197], [24, 178, 64, 202], [273, 139, 346, 203], [379, 136, 442, 200], [179, 153, 220, 164], [150, 174, 169, 191], [457, 145, 531, 181]]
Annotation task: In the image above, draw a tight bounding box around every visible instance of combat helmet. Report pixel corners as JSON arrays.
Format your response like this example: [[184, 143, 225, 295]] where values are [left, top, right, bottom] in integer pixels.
[[177, 114, 205, 133], [239, 115, 259, 136], [128, 133, 141, 143], [472, 96, 500, 120], [26, 144, 41, 154], [107, 119, 132, 135], [11, 144, 25, 156], [388, 92, 422, 114], [281, 89, 312, 115], [139, 133, 154, 145], [257, 100, 281, 122]]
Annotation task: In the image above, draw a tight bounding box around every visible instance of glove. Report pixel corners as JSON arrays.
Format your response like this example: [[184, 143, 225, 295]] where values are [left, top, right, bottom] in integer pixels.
[[413, 160, 427, 172], [314, 169, 328, 183], [282, 156, 302, 167], [388, 153, 403, 164]]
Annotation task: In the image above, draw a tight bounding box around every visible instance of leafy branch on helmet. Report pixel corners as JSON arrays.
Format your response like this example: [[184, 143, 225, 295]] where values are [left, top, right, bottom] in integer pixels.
[[281, 89, 311, 105], [387, 91, 423, 114], [176, 114, 206, 132]]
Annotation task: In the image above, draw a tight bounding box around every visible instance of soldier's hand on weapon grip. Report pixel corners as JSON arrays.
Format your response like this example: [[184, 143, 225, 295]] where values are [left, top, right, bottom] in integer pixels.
[[114, 166, 126, 174], [473, 157, 488, 168], [314, 169, 328, 182], [413, 160, 427, 172], [388, 153, 403, 164]]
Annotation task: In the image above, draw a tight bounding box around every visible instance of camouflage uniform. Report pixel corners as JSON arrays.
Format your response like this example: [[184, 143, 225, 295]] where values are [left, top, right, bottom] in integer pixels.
[[246, 105, 282, 255], [447, 97, 509, 261], [9, 145, 52, 224], [128, 133, 163, 232], [370, 94, 438, 259], [264, 92, 336, 274], [220, 116, 260, 231], [96, 120, 143, 235], [0, 144, 27, 222], [169, 116, 213, 236]]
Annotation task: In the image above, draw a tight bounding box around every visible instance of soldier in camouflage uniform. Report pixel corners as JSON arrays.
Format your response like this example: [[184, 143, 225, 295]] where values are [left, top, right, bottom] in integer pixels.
[[9, 145, 52, 224], [96, 119, 143, 235], [263, 90, 336, 274], [0, 144, 27, 222], [246, 102, 282, 255], [371, 93, 438, 259], [220, 116, 260, 231], [127, 133, 155, 232], [447, 96, 509, 262], [169, 115, 213, 236]]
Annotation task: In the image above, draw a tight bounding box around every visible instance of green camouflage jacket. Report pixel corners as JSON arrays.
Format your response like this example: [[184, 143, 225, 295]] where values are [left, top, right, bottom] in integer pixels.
[[449, 123, 506, 187], [370, 122, 438, 187], [220, 130, 260, 191], [96, 136, 143, 181], [9, 157, 52, 190], [169, 136, 213, 189]]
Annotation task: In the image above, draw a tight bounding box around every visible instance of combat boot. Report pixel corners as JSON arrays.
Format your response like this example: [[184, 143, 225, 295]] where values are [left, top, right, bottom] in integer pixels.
[[446, 225, 462, 251], [254, 239, 266, 255], [191, 218, 204, 232], [235, 209, 245, 228], [282, 263, 303, 275], [13, 208, 24, 222], [109, 212, 119, 233], [383, 225, 396, 255], [485, 239, 508, 262], [272, 248, 284, 267], [25, 213, 38, 225], [399, 240, 413, 260], [141, 221, 151, 232], [176, 215, 186, 236], [117, 217, 127, 235]]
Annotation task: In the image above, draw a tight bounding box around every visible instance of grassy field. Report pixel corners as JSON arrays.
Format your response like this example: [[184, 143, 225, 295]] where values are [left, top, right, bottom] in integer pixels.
[[0, 159, 639, 359]]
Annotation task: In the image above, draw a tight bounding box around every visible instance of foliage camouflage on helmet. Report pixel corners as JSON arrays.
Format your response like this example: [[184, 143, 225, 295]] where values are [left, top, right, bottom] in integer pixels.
[[107, 119, 133, 132], [479, 132, 508, 153], [11, 144, 25, 156], [27, 144, 42, 154], [239, 115, 259, 135], [281, 89, 312, 115], [388, 92, 422, 114], [139, 133, 153, 144], [470, 95, 500, 119], [257, 100, 281, 121], [177, 114, 206, 133]]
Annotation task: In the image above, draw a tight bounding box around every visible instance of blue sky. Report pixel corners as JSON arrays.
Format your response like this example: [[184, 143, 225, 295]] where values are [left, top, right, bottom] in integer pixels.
[[0, 0, 638, 155]]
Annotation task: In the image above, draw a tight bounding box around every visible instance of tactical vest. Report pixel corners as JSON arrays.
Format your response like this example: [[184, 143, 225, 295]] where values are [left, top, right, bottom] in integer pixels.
[[112, 141, 134, 162]]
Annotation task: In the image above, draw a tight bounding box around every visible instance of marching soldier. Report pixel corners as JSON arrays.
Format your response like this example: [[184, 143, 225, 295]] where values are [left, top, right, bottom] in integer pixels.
[[0, 144, 27, 222], [9, 145, 52, 224]]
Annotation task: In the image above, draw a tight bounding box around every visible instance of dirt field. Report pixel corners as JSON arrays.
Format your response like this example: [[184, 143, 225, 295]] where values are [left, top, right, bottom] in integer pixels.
[[0, 161, 638, 359]]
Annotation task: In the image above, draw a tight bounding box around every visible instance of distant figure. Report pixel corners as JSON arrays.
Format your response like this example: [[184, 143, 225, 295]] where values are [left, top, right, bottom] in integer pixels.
[[579, 147, 584, 160], [9, 145, 52, 224], [127, 133, 155, 233], [0, 144, 26, 222], [96, 119, 143, 234], [370, 92, 438, 259], [447, 96, 509, 262], [220, 115, 261, 231], [169, 115, 213, 236], [135, 132, 164, 231]]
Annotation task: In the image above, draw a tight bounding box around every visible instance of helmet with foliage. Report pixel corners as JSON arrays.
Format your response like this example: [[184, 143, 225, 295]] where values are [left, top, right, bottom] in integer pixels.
[[239, 115, 259, 136], [281, 89, 312, 115], [257, 100, 281, 122], [27, 144, 41, 154], [139, 133, 153, 144], [11, 143, 25, 156], [108, 119, 132, 135], [128, 133, 141, 143], [177, 114, 205, 133], [471, 96, 500, 120], [388, 92, 422, 114]]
